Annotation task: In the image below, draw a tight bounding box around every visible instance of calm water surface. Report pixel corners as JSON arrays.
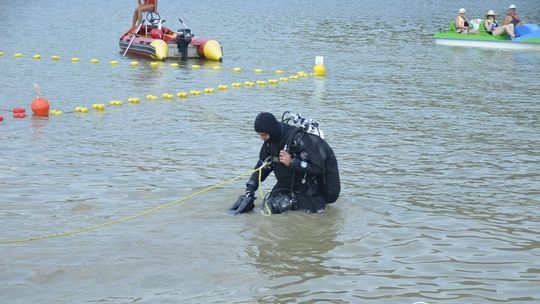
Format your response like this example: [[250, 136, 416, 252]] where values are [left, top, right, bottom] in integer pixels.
[[1, 0, 539, 303]]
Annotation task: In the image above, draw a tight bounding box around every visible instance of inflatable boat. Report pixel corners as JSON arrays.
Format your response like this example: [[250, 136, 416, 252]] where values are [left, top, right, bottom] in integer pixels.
[[119, 12, 223, 61], [434, 21, 540, 51]]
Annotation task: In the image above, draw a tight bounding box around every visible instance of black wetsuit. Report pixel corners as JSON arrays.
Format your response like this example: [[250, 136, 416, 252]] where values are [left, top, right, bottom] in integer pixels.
[[248, 123, 326, 213]]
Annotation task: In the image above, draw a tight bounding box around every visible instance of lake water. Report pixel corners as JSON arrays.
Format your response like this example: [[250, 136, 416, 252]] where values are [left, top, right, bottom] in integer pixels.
[[1, 0, 539, 303]]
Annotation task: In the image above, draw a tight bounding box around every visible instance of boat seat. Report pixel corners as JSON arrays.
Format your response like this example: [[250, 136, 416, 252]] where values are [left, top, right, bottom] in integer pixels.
[[478, 19, 486, 32], [448, 21, 456, 32]]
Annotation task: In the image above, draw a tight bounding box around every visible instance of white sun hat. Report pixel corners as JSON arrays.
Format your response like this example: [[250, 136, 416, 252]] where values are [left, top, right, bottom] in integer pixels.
[[486, 10, 496, 16], [509, 4, 516, 9], [458, 8, 466, 14]]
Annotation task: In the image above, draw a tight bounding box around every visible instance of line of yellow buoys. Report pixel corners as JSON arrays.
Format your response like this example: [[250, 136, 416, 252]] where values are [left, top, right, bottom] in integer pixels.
[[1, 50, 296, 76]]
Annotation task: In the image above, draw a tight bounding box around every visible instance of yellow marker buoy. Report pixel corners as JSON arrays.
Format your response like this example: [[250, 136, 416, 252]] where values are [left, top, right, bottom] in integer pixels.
[[190, 90, 201, 95], [32, 54, 41, 60], [90, 58, 99, 64], [289, 75, 299, 80], [218, 84, 229, 90], [231, 82, 242, 88], [279, 77, 289, 82], [109, 60, 119, 65], [50, 109, 63, 115], [254, 68, 264, 73], [212, 66, 221, 70], [130, 61, 139, 67], [275, 70, 284, 74], [177, 92, 188, 98], [170, 63, 179, 68], [313, 56, 326, 76], [296, 71, 306, 76], [162, 93, 174, 99], [268, 79, 278, 84], [191, 64, 200, 69], [256, 80, 267, 85], [204, 88, 215, 93], [51, 55, 61, 60], [109, 100, 123, 106], [232, 67, 242, 72], [150, 62, 159, 68], [14, 52, 23, 58], [92, 103, 106, 110], [71, 57, 80, 62], [244, 81, 254, 87], [0, 51, 4, 56], [128, 97, 141, 104], [75, 106, 89, 113]]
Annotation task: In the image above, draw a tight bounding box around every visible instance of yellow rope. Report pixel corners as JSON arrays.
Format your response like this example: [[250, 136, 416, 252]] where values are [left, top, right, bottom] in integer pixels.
[[260, 164, 272, 216], [0, 167, 262, 244]]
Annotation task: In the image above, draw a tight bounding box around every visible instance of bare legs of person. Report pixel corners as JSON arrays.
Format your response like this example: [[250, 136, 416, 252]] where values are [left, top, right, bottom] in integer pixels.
[[131, 4, 156, 29], [493, 23, 515, 38]]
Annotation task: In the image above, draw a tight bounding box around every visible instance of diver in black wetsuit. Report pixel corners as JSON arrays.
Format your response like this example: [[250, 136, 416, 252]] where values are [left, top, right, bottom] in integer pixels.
[[230, 112, 328, 214]]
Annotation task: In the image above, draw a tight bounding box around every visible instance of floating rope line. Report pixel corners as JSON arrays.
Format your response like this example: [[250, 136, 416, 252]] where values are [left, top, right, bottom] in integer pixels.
[[0, 164, 268, 244]]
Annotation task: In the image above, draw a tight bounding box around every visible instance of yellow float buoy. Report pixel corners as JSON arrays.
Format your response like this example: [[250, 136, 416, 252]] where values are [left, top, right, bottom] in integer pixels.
[[190, 90, 201, 95], [71, 57, 80, 62], [231, 82, 242, 88], [218, 84, 229, 90], [0, 51, 4, 56], [275, 70, 284, 74], [51, 55, 61, 60], [32, 54, 41, 59], [254, 68, 264, 73], [191, 64, 200, 69], [150, 62, 159, 68], [177, 92, 188, 98], [128, 97, 141, 103], [232, 67, 242, 72], [268, 79, 278, 84], [90, 58, 99, 64], [313, 56, 326, 76], [109, 60, 119, 65], [204, 88, 215, 93], [170, 63, 179, 68], [212, 66, 221, 70], [279, 77, 289, 82], [130, 61, 139, 67], [14, 52, 23, 58]]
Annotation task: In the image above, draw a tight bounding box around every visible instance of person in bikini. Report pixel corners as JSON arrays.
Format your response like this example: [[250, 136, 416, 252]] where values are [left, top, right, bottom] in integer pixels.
[[455, 8, 477, 34], [503, 4, 523, 28], [132, 0, 158, 29]]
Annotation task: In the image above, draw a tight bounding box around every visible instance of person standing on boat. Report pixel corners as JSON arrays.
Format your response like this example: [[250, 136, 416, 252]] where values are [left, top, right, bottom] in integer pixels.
[[455, 8, 477, 34], [132, 0, 158, 29], [484, 10, 515, 38], [503, 5, 523, 28]]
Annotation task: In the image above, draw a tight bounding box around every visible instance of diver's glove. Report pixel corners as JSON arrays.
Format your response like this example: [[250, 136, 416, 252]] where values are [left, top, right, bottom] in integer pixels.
[[229, 192, 256, 215]]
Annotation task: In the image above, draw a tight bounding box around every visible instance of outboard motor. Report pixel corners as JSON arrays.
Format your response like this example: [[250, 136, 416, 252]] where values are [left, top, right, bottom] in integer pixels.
[[176, 28, 192, 60]]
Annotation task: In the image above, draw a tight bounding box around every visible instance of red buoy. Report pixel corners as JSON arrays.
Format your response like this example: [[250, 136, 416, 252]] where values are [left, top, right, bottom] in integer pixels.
[[13, 107, 25, 114], [31, 97, 50, 117], [0, 115, 4, 122], [13, 113, 27, 119]]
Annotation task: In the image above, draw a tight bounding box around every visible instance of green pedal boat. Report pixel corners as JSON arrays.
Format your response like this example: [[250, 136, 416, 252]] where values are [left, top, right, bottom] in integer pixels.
[[434, 20, 540, 51]]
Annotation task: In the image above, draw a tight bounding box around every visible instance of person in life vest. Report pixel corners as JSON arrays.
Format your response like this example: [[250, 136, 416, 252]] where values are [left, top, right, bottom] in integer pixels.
[[132, 0, 158, 29], [230, 112, 339, 215], [484, 10, 515, 38]]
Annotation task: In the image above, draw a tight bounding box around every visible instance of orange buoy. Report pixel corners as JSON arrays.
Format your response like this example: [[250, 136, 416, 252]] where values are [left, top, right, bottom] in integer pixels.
[[31, 98, 50, 116], [31, 84, 50, 117]]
